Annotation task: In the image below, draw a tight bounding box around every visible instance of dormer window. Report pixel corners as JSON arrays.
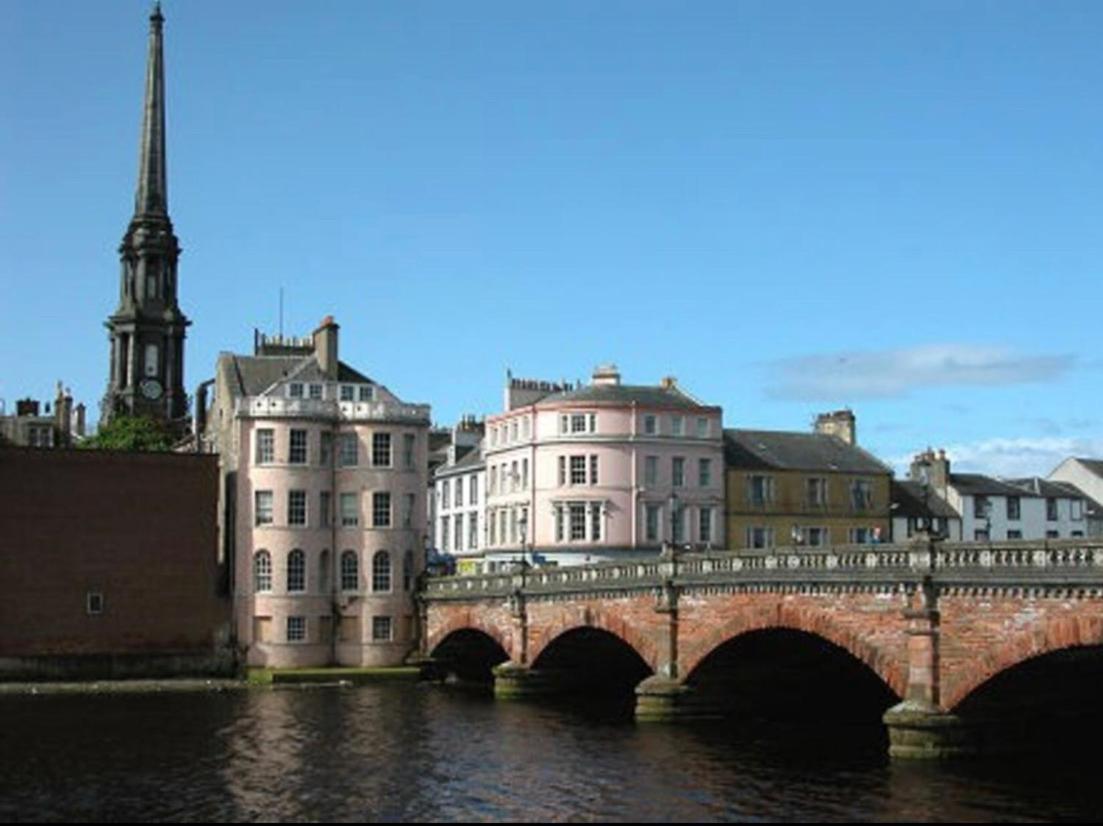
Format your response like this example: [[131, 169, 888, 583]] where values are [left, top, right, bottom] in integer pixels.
[[308, 384, 323, 400], [340, 385, 355, 402], [359, 385, 374, 402], [289, 383, 304, 399]]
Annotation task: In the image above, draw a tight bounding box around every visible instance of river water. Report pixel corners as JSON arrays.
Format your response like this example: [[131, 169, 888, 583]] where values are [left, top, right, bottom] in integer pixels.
[[0, 684, 1097, 822]]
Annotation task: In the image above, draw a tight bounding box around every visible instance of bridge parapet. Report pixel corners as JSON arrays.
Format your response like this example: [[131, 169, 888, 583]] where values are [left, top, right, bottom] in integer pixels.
[[423, 539, 1103, 602]]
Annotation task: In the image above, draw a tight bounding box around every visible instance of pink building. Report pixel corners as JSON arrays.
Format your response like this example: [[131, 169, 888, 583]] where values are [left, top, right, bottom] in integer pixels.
[[205, 318, 430, 668], [481, 366, 724, 567]]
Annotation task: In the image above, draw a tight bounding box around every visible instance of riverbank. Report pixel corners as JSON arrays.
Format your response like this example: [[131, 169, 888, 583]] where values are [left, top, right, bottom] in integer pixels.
[[0, 666, 424, 696]]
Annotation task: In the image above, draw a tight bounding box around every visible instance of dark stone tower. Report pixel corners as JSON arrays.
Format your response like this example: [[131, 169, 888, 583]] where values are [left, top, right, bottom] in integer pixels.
[[103, 3, 190, 427]]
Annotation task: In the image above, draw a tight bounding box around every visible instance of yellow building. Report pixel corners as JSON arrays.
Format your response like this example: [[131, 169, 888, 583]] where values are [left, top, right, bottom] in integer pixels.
[[724, 411, 892, 549]]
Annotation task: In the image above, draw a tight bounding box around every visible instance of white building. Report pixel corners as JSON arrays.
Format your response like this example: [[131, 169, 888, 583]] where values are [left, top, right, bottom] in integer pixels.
[[431, 418, 486, 574], [1048, 458, 1103, 537], [909, 449, 1087, 542]]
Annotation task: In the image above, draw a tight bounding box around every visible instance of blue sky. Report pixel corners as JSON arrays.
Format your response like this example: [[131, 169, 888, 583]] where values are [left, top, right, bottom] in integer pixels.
[[2, 1, 1101, 476]]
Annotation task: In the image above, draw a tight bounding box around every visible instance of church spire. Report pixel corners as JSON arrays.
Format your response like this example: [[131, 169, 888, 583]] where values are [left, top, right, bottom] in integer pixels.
[[135, 2, 168, 217]]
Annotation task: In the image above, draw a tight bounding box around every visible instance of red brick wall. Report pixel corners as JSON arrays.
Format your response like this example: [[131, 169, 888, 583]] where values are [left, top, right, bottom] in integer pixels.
[[0, 447, 229, 658]]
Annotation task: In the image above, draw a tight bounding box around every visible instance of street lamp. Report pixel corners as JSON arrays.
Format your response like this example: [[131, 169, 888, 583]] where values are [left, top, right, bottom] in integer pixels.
[[518, 510, 529, 571], [667, 491, 679, 551]]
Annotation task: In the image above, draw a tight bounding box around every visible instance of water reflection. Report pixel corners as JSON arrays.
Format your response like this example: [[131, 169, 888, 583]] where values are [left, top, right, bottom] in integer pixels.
[[0, 685, 1097, 822]]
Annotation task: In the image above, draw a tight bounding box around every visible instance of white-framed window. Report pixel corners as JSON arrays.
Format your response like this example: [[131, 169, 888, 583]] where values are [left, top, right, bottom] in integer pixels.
[[340, 385, 355, 402], [286, 616, 306, 642], [672, 457, 685, 488], [569, 503, 586, 540], [340, 550, 358, 591], [469, 513, 479, 549], [372, 432, 392, 467], [372, 551, 391, 592], [510, 509, 518, 544], [590, 455, 599, 485], [671, 416, 684, 436], [747, 526, 773, 549], [308, 383, 323, 400], [455, 478, 464, 507], [372, 616, 392, 642], [86, 591, 105, 615], [287, 549, 306, 592], [289, 429, 308, 464], [373, 492, 391, 528], [851, 480, 874, 511], [522, 459, 529, 489], [698, 458, 711, 487], [696, 417, 709, 438], [558, 457, 566, 486], [340, 492, 359, 526], [699, 508, 712, 543], [645, 504, 660, 542], [1047, 498, 1059, 521], [570, 456, 587, 485], [254, 550, 272, 592], [590, 503, 602, 541], [806, 477, 827, 507], [338, 433, 358, 467], [359, 385, 374, 402], [255, 490, 274, 526], [1007, 496, 1021, 521], [644, 415, 657, 435], [288, 383, 304, 399], [288, 490, 307, 526], [487, 512, 495, 545], [441, 517, 451, 551], [570, 413, 587, 433], [455, 514, 464, 552], [747, 475, 774, 506], [441, 479, 450, 511], [470, 475, 479, 505], [499, 510, 507, 544], [554, 506, 564, 542], [255, 429, 274, 465]]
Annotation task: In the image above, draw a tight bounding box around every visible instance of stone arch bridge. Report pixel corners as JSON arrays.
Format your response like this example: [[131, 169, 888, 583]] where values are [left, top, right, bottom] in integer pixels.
[[420, 538, 1103, 758]]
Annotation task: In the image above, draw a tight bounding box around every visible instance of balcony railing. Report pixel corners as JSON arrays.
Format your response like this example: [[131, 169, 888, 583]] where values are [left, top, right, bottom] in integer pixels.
[[237, 397, 430, 423]]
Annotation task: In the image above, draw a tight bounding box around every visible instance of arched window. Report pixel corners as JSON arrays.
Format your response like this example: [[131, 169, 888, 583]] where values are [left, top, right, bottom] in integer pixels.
[[287, 549, 306, 593], [372, 550, 391, 593], [254, 550, 272, 593], [319, 549, 331, 595], [403, 550, 414, 592], [340, 550, 359, 592]]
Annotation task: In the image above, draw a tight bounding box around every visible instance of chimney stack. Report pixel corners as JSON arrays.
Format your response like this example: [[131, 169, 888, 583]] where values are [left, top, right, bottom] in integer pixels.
[[313, 316, 339, 380], [814, 409, 857, 446]]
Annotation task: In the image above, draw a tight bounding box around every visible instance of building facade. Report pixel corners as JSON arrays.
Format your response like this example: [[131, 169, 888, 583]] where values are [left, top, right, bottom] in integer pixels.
[[1049, 457, 1103, 537], [102, 4, 190, 428], [431, 418, 486, 574], [480, 367, 725, 567], [890, 479, 963, 542], [724, 412, 893, 549], [0, 385, 86, 448], [204, 317, 430, 668], [910, 449, 1088, 541]]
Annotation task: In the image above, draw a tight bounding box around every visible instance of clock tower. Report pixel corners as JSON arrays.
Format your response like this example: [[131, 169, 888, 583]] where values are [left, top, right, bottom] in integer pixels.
[[103, 3, 190, 428]]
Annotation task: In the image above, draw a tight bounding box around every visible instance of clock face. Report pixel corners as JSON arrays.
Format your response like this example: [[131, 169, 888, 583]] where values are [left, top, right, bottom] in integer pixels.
[[140, 378, 163, 400]]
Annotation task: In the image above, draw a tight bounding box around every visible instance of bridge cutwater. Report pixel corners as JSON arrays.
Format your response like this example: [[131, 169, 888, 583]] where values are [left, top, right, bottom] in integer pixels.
[[420, 536, 1103, 758]]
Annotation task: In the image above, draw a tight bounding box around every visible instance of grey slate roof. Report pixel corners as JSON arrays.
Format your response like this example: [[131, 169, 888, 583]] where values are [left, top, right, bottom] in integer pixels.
[[949, 474, 1036, 498], [221, 354, 373, 399], [1007, 477, 1085, 499], [536, 383, 712, 410], [723, 429, 891, 475], [434, 444, 485, 479], [892, 480, 961, 519]]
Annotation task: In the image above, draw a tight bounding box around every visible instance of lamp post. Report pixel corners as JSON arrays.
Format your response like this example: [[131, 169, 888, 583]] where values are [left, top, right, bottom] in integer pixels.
[[667, 491, 679, 553], [518, 511, 530, 571]]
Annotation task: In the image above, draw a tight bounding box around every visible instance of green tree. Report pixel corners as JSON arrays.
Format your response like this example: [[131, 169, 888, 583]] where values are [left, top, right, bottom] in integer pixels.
[[81, 415, 177, 452]]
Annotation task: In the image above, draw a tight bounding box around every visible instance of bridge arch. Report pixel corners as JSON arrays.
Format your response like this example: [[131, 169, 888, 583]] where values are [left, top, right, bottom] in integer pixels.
[[945, 615, 1103, 710], [679, 606, 905, 697], [528, 610, 659, 673], [427, 616, 512, 661]]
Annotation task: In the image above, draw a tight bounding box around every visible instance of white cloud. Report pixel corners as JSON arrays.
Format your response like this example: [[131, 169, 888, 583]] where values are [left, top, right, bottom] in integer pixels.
[[887, 436, 1103, 479], [766, 344, 1073, 401]]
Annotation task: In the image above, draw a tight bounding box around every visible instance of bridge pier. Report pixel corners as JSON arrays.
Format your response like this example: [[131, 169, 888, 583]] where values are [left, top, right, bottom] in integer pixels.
[[634, 675, 705, 722], [492, 663, 566, 700], [883, 571, 976, 758]]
